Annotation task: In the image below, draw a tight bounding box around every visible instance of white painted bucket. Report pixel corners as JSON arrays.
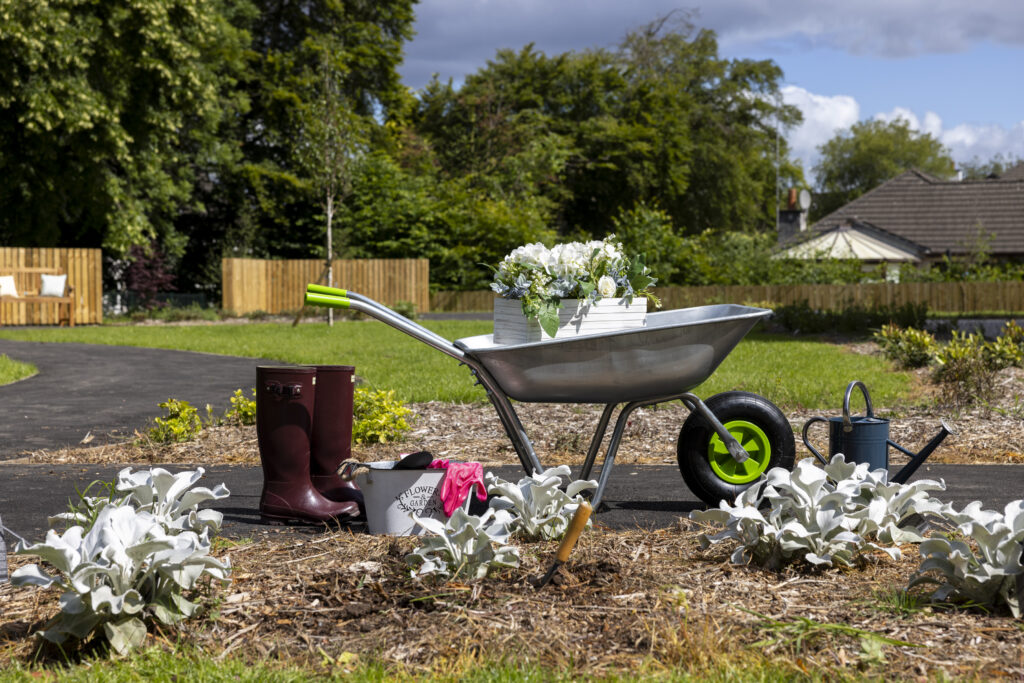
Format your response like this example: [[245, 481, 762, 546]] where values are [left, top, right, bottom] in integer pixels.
[[352, 461, 446, 535]]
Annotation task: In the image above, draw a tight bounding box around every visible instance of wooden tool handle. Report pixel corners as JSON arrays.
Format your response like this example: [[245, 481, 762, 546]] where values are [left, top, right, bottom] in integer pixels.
[[555, 502, 592, 563]]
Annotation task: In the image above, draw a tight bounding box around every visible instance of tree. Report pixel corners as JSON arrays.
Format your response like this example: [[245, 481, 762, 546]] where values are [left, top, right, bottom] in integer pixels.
[[0, 0, 251, 256], [412, 14, 802, 244], [298, 49, 366, 324], [960, 154, 1024, 180], [811, 119, 954, 219]]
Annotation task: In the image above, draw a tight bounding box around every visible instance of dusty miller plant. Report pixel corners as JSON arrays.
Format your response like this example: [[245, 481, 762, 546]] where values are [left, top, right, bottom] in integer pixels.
[[406, 506, 520, 581], [910, 500, 1024, 617], [690, 455, 946, 569], [11, 468, 231, 654], [52, 467, 229, 540], [485, 465, 597, 541]]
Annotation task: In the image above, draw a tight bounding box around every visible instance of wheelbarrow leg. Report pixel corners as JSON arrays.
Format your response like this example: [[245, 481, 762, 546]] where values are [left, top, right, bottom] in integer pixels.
[[470, 366, 544, 475], [580, 404, 617, 481], [589, 398, 665, 510]]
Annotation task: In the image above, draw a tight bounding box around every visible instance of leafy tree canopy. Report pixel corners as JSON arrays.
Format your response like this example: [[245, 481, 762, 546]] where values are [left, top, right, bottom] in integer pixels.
[[410, 13, 803, 240], [811, 118, 954, 219], [0, 0, 251, 256]]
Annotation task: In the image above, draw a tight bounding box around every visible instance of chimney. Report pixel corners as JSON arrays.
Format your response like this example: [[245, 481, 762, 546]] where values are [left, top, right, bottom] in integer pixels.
[[778, 188, 808, 244]]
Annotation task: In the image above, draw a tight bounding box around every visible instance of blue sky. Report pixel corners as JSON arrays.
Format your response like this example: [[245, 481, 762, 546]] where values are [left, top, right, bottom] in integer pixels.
[[399, 1, 1024, 182]]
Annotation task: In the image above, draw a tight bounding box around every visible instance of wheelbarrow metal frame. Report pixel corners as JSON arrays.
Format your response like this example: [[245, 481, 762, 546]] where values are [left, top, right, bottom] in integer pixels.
[[318, 290, 769, 509]]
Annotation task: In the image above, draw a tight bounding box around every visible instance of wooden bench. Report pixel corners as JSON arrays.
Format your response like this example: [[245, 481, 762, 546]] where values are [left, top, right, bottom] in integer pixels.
[[0, 267, 75, 327]]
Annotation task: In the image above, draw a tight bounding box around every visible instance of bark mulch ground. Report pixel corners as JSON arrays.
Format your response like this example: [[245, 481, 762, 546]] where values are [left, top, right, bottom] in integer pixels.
[[1, 364, 1022, 677]]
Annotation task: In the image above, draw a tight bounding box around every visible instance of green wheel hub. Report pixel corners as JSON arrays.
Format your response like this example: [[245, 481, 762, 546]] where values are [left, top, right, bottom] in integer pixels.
[[708, 419, 772, 484]]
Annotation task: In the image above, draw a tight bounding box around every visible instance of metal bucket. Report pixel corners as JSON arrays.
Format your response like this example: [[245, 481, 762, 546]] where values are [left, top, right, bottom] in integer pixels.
[[343, 461, 446, 535]]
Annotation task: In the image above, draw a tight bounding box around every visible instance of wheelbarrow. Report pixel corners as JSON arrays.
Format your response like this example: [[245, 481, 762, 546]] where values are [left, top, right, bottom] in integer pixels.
[[305, 285, 796, 507]]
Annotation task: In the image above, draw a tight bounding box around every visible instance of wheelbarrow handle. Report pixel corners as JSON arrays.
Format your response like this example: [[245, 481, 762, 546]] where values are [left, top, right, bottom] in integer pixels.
[[304, 286, 464, 361]]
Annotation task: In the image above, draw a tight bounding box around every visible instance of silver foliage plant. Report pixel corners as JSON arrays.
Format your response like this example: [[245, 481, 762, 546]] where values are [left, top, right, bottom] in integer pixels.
[[51, 467, 229, 540], [485, 465, 597, 541], [690, 455, 946, 569], [12, 468, 231, 654], [909, 500, 1024, 617], [406, 507, 520, 580]]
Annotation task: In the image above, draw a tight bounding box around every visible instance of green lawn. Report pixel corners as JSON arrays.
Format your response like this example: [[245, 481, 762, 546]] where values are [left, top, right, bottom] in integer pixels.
[[0, 322, 914, 410], [0, 353, 36, 386]]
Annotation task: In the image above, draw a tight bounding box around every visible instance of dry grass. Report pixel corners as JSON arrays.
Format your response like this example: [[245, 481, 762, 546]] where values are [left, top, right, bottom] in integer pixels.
[[2, 357, 1022, 678], [3, 524, 1023, 678]]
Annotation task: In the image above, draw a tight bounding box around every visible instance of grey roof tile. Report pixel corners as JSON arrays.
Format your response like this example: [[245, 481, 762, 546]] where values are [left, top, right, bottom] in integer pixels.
[[811, 170, 1024, 256]]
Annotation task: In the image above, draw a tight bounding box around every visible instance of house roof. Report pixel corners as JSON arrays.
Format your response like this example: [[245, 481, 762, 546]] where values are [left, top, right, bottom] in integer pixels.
[[777, 219, 925, 262], [809, 169, 1024, 256], [1000, 162, 1024, 180]]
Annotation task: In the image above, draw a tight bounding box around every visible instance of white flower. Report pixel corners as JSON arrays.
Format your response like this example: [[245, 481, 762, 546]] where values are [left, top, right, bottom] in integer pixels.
[[597, 275, 617, 298]]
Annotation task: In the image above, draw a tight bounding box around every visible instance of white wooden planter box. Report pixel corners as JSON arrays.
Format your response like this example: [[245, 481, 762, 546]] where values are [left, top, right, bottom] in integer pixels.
[[493, 296, 647, 345]]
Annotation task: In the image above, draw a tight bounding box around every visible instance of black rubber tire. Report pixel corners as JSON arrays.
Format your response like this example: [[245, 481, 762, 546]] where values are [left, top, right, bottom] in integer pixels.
[[677, 391, 795, 506]]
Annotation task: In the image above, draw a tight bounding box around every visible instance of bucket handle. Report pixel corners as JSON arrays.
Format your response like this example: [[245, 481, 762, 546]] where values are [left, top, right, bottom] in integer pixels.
[[842, 380, 873, 432], [801, 416, 831, 466]]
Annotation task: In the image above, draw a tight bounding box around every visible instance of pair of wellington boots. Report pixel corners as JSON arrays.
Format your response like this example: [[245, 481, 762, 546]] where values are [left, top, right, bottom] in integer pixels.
[[256, 365, 364, 524]]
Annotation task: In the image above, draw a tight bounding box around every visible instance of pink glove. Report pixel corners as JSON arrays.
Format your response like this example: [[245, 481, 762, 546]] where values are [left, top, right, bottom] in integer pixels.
[[428, 460, 487, 516]]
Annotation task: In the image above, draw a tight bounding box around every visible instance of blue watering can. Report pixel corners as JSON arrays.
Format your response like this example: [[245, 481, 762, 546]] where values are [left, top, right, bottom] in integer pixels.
[[802, 380, 955, 484]]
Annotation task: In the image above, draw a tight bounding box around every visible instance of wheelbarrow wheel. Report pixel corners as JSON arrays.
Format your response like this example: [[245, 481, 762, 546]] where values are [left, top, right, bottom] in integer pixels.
[[677, 391, 795, 506]]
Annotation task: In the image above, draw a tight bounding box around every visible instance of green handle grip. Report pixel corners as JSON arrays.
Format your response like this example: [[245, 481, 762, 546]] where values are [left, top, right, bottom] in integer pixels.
[[304, 292, 350, 309], [307, 283, 347, 297]]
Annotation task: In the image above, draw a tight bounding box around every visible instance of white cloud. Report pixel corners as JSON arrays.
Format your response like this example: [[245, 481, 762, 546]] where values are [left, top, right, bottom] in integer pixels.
[[704, 0, 1024, 57], [785, 99, 1024, 178], [780, 86, 860, 175], [873, 107, 1024, 165]]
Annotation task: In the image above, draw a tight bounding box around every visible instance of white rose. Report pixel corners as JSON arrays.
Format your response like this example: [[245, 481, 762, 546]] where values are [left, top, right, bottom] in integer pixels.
[[597, 275, 617, 298]]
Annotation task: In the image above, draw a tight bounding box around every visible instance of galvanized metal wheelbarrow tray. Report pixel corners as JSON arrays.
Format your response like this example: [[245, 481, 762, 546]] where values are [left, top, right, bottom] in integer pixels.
[[305, 284, 773, 508]]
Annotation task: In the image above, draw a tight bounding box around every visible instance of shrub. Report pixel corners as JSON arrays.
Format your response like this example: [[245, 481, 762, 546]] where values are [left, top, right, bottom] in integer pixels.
[[690, 455, 946, 569], [149, 399, 203, 443], [405, 507, 520, 581], [485, 465, 597, 541], [352, 388, 412, 444], [932, 331, 1000, 407], [224, 388, 257, 426], [773, 300, 928, 335], [910, 500, 1024, 617], [12, 468, 231, 655], [873, 324, 937, 368], [389, 300, 418, 320]]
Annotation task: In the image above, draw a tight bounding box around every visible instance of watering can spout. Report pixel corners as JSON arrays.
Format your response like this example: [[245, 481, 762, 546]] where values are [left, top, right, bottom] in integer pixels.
[[890, 419, 957, 485]]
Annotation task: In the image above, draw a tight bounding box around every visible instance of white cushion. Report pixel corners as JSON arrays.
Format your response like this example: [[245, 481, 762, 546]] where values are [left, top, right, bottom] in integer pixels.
[[0, 275, 18, 297], [39, 273, 67, 297]]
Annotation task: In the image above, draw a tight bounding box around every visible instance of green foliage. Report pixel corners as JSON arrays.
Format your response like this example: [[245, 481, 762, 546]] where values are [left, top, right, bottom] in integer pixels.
[[149, 399, 203, 444], [0, 0, 251, 255], [352, 387, 412, 444], [389, 300, 418, 321], [932, 332, 1001, 407], [812, 119, 954, 219], [873, 324, 938, 369], [772, 301, 928, 335], [224, 389, 257, 426], [412, 15, 803, 242]]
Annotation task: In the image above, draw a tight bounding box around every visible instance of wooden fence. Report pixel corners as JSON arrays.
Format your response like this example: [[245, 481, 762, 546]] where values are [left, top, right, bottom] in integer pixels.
[[222, 258, 430, 315], [0, 247, 103, 325], [430, 281, 1024, 314]]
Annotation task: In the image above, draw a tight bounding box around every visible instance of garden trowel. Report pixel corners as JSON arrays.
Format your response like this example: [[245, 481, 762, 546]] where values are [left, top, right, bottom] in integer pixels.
[[536, 502, 592, 589]]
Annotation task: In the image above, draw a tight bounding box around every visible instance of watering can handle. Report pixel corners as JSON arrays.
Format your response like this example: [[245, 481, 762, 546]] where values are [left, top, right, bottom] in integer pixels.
[[801, 417, 831, 466], [842, 380, 873, 432]]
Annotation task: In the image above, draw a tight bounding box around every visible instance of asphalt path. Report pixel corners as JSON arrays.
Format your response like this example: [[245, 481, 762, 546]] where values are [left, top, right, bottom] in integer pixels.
[[3, 463, 1023, 546], [1, 338, 1023, 547], [0, 339, 261, 456]]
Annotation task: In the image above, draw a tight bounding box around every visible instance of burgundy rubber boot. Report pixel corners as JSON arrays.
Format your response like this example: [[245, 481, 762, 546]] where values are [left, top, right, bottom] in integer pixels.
[[310, 365, 365, 516], [256, 366, 360, 524]]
